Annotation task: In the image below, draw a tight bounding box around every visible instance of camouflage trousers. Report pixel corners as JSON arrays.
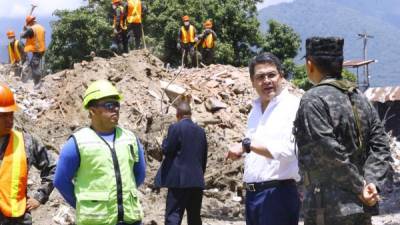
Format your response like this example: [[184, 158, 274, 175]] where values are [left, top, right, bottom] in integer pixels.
[[0, 212, 32, 225], [304, 212, 372, 225]]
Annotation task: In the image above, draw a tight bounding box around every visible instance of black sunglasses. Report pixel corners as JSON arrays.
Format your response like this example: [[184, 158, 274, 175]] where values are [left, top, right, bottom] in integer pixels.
[[95, 101, 120, 110]]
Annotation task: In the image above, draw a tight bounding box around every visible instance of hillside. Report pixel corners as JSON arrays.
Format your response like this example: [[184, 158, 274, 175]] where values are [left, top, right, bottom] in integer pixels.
[[332, 0, 400, 29], [258, 0, 400, 87]]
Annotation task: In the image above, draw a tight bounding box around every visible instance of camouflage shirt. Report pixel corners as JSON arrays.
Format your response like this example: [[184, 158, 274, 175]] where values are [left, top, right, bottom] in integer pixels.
[[293, 78, 393, 217], [0, 131, 56, 205]]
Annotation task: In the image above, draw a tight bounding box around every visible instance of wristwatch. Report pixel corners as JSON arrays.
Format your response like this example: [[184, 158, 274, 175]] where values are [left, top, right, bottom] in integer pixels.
[[242, 138, 251, 153]]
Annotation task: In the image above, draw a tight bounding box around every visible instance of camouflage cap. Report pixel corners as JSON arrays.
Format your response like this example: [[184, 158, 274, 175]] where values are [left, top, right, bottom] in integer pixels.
[[306, 37, 344, 58]]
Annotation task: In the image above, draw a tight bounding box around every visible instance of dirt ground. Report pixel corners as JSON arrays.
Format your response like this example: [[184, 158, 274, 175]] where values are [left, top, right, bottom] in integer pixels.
[[1, 50, 399, 225]]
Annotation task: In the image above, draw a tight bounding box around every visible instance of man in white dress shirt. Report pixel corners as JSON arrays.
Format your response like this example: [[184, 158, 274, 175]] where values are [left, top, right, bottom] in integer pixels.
[[226, 52, 301, 225]]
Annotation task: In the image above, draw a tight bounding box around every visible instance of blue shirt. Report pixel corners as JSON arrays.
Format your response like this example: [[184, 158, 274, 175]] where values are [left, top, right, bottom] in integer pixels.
[[54, 131, 146, 208]]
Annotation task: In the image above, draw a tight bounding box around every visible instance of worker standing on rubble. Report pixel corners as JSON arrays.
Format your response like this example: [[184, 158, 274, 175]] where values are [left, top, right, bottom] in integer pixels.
[[21, 15, 46, 89], [197, 19, 217, 66], [126, 0, 146, 50], [155, 102, 208, 225], [54, 80, 146, 225], [177, 15, 197, 68], [0, 82, 56, 225], [6, 30, 26, 77], [293, 37, 393, 225], [226, 53, 301, 225], [111, 0, 129, 54]]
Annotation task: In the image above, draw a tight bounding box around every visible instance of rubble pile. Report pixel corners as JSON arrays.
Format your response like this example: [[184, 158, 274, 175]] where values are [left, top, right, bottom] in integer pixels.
[[1, 51, 262, 224], [1, 50, 399, 224]]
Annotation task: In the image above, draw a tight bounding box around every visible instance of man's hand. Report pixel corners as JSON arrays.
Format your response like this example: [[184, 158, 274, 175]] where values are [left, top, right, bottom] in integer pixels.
[[358, 182, 380, 207], [225, 143, 243, 161], [176, 42, 181, 50], [26, 198, 41, 211]]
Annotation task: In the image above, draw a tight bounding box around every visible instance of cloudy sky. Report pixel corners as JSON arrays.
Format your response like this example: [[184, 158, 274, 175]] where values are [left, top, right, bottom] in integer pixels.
[[0, 0, 86, 18], [0, 0, 293, 18], [257, 0, 294, 9]]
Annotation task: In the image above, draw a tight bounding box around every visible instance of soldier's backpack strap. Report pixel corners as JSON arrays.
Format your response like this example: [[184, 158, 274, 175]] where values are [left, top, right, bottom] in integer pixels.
[[316, 79, 364, 152]]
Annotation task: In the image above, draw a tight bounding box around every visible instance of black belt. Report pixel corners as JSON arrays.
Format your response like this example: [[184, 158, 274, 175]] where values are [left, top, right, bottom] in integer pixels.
[[244, 179, 296, 192]]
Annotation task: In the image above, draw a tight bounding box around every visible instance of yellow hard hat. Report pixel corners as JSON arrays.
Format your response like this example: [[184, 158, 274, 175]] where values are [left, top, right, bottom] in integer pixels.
[[82, 80, 122, 109]]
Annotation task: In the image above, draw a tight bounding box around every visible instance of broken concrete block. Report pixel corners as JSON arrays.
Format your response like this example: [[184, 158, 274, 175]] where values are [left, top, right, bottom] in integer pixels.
[[205, 97, 227, 112], [160, 80, 186, 101]]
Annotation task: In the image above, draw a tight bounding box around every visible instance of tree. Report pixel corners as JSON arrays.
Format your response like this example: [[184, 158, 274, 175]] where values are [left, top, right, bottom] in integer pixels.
[[46, 6, 112, 71], [145, 0, 264, 66], [262, 19, 301, 61], [291, 66, 357, 91]]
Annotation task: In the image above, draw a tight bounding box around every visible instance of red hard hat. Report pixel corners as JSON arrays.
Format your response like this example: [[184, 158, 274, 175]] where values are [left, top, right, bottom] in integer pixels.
[[182, 15, 190, 21], [112, 0, 121, 4], [0, 83, 20, 112], [25, 15, 36, 25], [6, 30, 15, 38]]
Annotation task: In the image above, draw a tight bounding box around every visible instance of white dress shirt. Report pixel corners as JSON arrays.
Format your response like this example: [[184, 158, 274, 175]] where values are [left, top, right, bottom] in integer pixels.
[[243, 88, 301, 183]]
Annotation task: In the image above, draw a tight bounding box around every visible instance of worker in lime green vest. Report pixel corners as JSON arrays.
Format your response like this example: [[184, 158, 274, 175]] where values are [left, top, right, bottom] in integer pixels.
[[54, 80, 146, 225], [6, 30, 26, 77]]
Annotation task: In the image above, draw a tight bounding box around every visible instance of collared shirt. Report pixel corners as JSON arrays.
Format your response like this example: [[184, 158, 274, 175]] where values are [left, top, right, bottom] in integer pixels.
[[243, 88, 301, 183]]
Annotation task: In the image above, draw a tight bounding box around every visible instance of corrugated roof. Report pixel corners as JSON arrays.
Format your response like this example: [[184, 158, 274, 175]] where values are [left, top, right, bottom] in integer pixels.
[[343, 59, 376, 68], [365, 86, 400, 103]]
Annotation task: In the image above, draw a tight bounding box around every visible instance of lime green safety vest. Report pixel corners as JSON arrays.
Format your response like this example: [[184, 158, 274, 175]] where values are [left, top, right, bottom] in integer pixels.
[[73, 127, 143, 225]]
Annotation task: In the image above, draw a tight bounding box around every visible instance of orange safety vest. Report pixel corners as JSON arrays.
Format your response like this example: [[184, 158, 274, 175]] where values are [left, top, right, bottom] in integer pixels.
[[113, 5, 128, 30], [202, 33, 215, 49], [127, 0, 142, 24], [0, 130, 28, 218], [180, 25, 195, 44], [24, 24, 46, 53], [8, 40, 22, 64]]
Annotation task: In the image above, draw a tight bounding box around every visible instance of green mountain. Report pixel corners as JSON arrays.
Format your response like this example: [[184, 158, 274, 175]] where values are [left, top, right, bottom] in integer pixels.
[[258, 0, 400, 87]]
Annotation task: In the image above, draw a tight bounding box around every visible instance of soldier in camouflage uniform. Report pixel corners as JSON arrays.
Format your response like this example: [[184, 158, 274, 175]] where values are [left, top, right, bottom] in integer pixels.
[[0, 82, 56, 225], [293, 37, 393, 225]]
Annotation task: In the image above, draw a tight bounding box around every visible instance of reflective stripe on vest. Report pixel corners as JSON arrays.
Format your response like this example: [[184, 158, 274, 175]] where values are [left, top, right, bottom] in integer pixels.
[[73, 127, 143, 225], [202, 33, 214, 49], [8, 40, 22, 64], [24, 24, 46, 53], [127, 0, 142, 24], [113, 5, 128, 30], [0, 130, 28, 218], [181, 25, 195, 44]]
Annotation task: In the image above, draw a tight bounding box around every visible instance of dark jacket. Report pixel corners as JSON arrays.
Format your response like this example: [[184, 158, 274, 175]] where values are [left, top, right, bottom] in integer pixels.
[[294, 78, 393, 217], [155, 118, 208, 188]]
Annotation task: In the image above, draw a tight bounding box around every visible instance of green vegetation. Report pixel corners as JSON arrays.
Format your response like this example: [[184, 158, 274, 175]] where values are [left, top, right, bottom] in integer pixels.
[[46, 6, 112, 71], [47, 0, 265, 69], [45, 0, 356, 90]]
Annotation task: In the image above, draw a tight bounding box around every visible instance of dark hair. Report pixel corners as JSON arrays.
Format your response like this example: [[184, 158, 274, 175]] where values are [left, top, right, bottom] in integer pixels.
[[249, 53, 285, 80], [308, 55, 343, 78], [176, 102, 192, 116]]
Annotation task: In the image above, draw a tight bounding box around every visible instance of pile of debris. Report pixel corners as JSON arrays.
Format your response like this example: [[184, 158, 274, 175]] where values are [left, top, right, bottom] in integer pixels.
[[1, 51, 261, 224], [1, 50, 399, 224]]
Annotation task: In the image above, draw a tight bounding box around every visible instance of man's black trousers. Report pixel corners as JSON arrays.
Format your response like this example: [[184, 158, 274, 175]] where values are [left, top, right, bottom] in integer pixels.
[[165, 188, 203, 225]]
